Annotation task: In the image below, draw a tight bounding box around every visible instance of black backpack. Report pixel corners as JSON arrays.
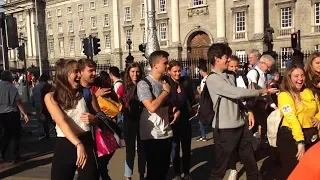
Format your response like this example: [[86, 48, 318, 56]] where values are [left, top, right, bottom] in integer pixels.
[[198, 73, 222, 126]]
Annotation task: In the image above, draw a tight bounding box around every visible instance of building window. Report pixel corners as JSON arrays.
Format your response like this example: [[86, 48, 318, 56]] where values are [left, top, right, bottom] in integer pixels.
[[315, 3, 320, 25], [315, 44, 320, 52], [80, 37, 84, 54], [159, 23, 167, 40], [280, 7, 292, 28], [159, 0, 166, 12], [47, 24, 53, 35], [125, 29, 132, 50], [143, 27, 146, 43], [235, 11, 245, 32], [49, 41, 54, 53], [57, 8, 62, 17], [90, 1, 95, 10], [59, 39, 64, 55], [91, 16, 97, 28], [68, 21, 73, 32], [235, 50, 246, 63], [18, 14, 23, 22], [78, 4, 84, 12], [104, 14, 109, 27], [67, 7, 72, 14], [125, 7, 131, 21], [70, 39, 75, 53], [79, 19, 84, 30], [47, 11, 52, 18], [280, 47, 292, 68], [141, 4, 145, 19], [105, 35, 111, 49], [193, 0, 204, 7], [104, 0, 108, 6], [58, 22, 63, 34]]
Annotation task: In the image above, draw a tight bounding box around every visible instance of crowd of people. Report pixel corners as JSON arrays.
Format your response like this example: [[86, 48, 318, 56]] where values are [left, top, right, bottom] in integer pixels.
[[1, 43, 320, 180]]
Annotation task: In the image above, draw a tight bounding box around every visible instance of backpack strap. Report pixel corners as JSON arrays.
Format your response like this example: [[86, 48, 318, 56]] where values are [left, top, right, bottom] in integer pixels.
[[141, 77, 156, 99], [253, 68, 260, 84], [241, 75, 249, 88], [214, 96, 222, 133]]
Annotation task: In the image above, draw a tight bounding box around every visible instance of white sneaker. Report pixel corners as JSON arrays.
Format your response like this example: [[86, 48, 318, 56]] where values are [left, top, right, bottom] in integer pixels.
[[228, 170, 237, 180]]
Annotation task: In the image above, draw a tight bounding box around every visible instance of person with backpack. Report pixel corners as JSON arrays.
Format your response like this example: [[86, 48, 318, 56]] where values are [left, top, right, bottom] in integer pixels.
[[122, 63, 146, 180], [137, 50, 178, 180], [165, 60, 196, 180], [196, 65, 209, 142], [203, 43, 277, 180], [246, 55, 278, 148]]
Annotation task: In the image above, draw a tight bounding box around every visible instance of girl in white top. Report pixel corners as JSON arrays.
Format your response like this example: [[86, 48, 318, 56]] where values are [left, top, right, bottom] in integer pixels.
[[45, 59, 100, 180]]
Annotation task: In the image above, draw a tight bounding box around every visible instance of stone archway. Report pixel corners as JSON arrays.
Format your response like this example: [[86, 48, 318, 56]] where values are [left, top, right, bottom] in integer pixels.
[[187, 31, 211, 59]]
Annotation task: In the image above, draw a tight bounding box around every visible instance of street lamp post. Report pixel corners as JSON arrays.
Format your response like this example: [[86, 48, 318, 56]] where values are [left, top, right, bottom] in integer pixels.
[[125, 38, 134, 69], [144, 0, 160, 74], [35, 0, 42, 75]]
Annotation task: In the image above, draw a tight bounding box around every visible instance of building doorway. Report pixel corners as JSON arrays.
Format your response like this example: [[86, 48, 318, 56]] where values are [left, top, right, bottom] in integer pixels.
[[187, 31, 211, 59]]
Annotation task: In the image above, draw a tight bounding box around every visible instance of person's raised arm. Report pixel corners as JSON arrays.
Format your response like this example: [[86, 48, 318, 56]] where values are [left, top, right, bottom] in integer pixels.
[[138, 80, 170, 113]]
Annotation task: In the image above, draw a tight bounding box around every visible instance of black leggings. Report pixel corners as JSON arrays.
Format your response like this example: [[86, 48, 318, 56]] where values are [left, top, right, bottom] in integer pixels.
[[51, 132, 98, 180]]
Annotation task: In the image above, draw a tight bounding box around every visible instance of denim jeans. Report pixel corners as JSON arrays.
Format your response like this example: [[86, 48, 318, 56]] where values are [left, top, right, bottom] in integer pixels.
[[199, 120, 207, 138], [123, 116, 146, 178]]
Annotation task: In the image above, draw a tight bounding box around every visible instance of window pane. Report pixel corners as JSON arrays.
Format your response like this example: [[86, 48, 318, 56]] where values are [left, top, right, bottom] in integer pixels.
[[159, 0, 166, 12]]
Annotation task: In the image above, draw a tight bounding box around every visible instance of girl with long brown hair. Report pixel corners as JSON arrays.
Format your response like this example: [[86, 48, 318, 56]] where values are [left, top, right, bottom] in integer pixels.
[[305, 52, 320, 98], [45, 59, 100, 180], [277, 65, 320, 179], [122, 63, 146, 180]]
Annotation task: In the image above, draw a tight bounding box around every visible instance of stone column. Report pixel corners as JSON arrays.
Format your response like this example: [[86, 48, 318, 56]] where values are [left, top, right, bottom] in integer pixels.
[[254, 0, 264, 39], [26, 10, 32, 57], [171, 0, 180, 45], [30, 9, 38, 58], [216, 0, 226, 42], [112, 0, 123, 69], [144, 0, 148, 43]]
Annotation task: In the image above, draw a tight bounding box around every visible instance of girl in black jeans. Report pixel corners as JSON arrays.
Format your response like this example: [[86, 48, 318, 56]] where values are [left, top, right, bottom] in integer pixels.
[[45, 59, 100, 180], [123, 63, 146, 180], [166, 60, 196, 180]]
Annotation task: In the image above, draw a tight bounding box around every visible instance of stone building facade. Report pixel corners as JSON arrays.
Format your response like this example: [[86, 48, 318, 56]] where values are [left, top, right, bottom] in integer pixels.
[[5, 0, 320, 70], [4, 0, 47, 69]]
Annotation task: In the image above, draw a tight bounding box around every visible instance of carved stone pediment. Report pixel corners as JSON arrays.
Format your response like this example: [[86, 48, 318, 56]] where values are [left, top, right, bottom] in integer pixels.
[[187, 5, 209, 17]]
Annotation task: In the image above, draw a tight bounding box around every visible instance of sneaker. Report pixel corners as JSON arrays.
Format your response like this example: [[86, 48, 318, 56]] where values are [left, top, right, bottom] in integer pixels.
[[196, 137, 204, 141], [201, 137, 207, 141], [228, 170, 237, 180], [184, 175, 192, 180], [173, 175, 182, 180]]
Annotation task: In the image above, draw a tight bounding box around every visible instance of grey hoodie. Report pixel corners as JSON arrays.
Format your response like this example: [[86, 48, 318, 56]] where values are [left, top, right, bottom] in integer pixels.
[[207, 69, 260, 129]]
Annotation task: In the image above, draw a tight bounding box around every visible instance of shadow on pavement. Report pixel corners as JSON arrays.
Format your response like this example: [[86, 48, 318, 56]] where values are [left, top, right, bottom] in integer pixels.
[[0, 156, 53, 179]]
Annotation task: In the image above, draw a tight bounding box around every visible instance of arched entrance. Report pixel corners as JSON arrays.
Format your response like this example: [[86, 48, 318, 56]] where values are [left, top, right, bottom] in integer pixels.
[[187, 31, 211, 59]]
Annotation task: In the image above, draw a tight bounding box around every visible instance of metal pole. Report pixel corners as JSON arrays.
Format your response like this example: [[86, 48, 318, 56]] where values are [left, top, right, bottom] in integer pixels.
[[145, 0, 160, 58], [0, 28, 6, 70], [90, 35, 94, 60], [35, 0, 42, 75]]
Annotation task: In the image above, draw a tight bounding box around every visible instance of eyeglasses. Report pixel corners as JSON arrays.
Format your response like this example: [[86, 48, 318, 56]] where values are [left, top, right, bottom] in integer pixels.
[[262, 62, 272, 70]]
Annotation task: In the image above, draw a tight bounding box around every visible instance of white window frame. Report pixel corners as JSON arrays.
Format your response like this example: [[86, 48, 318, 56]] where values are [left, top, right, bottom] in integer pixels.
[[47, 11, 52, 18], [67, 6, 72, 14], [104, 0, 109, 6], [125, 7, 132, 21], [159, 0, 166, 13], [280, 47, 292, 68], [58, 22, 63, 34], [59, 39, 64, 55], [78, 4, 84, 12], [70, 39, 75, 53], [105, 35, 111, 49], [47, 23, 53, 35], [91, 16, 97, 29], [18, 14, 23, 22], [68, 21, 74, 32], [141, 4, 145, 19], [57, 8, 62, 17], [235, 11, 246, 33], [315, 44, 320, 52], [159, 23, 167, 40], [80, 37, 84, 55], [280, 7, 292, 29], [192, 0, 204, 7], [48, 41, 54, 54], [315, 3, 320, 25], [104, 14, 109, 27], [79, 19, 84, 30], [90, 1, 96, 10]]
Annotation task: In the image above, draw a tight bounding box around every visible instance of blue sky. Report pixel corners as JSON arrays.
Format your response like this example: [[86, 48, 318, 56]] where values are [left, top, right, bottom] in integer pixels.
[[0, 0, 3, 12]]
